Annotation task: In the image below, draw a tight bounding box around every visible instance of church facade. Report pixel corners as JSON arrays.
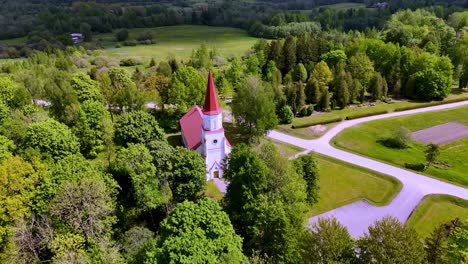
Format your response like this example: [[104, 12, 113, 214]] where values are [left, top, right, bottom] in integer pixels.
[[179, 72, 231, 181]]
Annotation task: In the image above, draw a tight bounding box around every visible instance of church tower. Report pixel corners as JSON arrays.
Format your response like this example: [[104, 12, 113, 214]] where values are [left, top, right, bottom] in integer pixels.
[[201, 72, 231, 180]]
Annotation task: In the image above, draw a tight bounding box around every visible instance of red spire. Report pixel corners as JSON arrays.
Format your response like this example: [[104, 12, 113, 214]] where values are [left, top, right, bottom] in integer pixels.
[[203, 72, 222, 115]]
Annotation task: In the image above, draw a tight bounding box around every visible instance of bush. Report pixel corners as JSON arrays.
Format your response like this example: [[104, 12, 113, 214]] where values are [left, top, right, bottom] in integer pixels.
[[120, 57, 142, 66], [405, 163, 426, 171], [115, 28, 129, 42], [137, 32, 154, 44], [123, 40, 138, 46], [345, 110, 389, 120], [278, 105, 294, 124]]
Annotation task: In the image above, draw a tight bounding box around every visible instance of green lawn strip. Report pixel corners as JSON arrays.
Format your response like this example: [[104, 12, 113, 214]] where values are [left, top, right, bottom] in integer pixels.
[[268, 139, 306, 157], [291, 91, 468, 129], [307, 154, 402, 217], [406, 195, 468, 238], [205, 180, 223, 201], [277, 123, 335, 140], [96, 25, 257, 61], [319, 2, 366, 11], [332, 105, 468, 187]]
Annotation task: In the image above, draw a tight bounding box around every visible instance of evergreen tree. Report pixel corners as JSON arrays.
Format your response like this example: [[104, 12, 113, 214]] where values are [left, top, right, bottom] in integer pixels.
[[282, 35, 297, 74]]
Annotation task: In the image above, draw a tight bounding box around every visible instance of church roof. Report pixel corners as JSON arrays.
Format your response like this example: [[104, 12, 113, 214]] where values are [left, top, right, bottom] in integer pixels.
[[179, 105, 203, 150], [203, 72, 222, 115]]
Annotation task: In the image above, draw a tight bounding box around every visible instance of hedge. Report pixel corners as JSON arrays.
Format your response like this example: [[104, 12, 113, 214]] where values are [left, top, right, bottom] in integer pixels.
[[394, 97, 468, 112], [292, 116, 344, 129], [345, 110, 389, 120]]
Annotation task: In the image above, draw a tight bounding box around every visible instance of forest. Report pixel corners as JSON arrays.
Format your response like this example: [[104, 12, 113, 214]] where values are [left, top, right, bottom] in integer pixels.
[[0, 0, 467, 263]]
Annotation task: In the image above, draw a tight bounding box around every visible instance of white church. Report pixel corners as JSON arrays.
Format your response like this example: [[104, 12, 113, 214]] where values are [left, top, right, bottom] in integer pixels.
[[179, 72, 231, 181]]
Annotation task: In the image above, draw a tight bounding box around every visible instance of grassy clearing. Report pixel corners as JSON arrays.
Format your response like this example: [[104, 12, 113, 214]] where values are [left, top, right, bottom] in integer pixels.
[[269, 139, 305, 157], [277, 123, 334, 140], [96, 25, 257, 61], [407, 195, 468, 238], [205, 180, 223, 201], [308, 154, 401, 217], [291, 90, 468, 130], [332, 105, 468, 187], [319, 2, 366, 11]]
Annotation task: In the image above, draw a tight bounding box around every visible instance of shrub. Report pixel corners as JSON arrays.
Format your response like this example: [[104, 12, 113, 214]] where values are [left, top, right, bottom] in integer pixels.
[[345, 110, 389, 120], [379, 127, 413, 149], [123, 40, 138, 46], [120, 57, 142, 66], [292, 116, 343, 129], [115, 28, 129, 42], [405, 163, 425, 171], [278, 105, 294, 124]]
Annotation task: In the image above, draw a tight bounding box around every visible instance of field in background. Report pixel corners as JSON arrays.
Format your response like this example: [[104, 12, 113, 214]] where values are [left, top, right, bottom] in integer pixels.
[[407, 195, 468, 238], [96, 25, 258, 61]]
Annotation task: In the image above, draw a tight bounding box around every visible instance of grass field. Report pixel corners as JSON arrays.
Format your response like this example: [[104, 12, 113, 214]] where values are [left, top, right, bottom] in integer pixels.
[[205, 180, 223, 201], [319, 2, 366, 10], [407, 195, 468, 238], [266, 141, 401, 218], [332, 105, 468, 187], [308, 154, 401, 217], [95, 25, 258, 61]]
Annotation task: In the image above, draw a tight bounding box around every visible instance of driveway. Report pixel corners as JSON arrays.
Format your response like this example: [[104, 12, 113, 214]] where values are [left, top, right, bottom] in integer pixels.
[[268, 100, 468, 237]]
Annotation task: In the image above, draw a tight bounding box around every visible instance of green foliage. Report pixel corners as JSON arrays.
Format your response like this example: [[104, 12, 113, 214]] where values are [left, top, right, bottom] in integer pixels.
[[0, 76, 18, 107], [321, 50, 347, 67], [286, 81, 306, 115], [116, 28, 129, 42], [74, 100, 112, 158], [147, 199, 247, 263], [70, 73, 104, 103], [369, 72, 387, 100], [278, 105, 294, 124], [114, 111, 165, 147], [347, 53, 374, 90], [169, 147, 206, 203], [425, 143, 440, 167], [356, 216, 425, 264], [224, 143, 307, 262], [122, 227, 155, 264], [0, 135, 15, 160], [294, 154, 319, 205], [23, 118, 80, 160], [113, 144, 169, 211], [381, 127, 413, 149], [190, 44, 211, 70], [232, 76, 278, 139], [293, 63, 308, 82], [168, 66, 206, 111], [108, 67, 144, 111], [0, 156, 39, 252], [303, 218, 355, 264], [447, 220, 468, 263]]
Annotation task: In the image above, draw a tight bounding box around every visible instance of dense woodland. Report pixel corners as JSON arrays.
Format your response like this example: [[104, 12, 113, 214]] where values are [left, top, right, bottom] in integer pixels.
[[0, 0, 468, 263]]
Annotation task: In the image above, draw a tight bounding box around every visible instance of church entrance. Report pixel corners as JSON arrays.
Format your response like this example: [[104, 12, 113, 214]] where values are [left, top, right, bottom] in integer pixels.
[[213, 171, 219, 178]]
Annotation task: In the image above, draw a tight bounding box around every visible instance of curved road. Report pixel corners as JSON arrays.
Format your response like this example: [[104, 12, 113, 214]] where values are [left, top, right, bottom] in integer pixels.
[[268, 101, 468, 238]]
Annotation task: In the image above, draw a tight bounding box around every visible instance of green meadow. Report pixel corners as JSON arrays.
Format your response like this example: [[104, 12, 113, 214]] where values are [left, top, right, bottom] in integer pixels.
[[96, 25, 258, 61], [332, 105, 468, 187], [407, 195, 468, 238]]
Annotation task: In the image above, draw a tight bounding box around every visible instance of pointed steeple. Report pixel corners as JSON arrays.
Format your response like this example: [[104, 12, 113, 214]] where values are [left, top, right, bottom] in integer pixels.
[[203, 72, 222, 115]]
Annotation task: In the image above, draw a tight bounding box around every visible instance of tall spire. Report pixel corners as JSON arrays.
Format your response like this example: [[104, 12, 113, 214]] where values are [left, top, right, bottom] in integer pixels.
[[203, 72, 222, 115]]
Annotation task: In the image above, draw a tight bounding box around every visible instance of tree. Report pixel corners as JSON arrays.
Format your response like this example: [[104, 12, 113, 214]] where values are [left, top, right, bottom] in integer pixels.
[[321, 50, 347, 68], [293, 63, 307, 82], [114, 111, 165, 147], [347, 53, 374, 91], [108, 68, 144, 111], [305, 77, 321, 104], [232, 76, 278, 139], [335, 78, 350, 109], [294, 154, 319, 205], [425, 143, 440, 168], [122, 227, 154, 264], [190, 43, 211, 69], [23, 118, 80, 160], [74, 100, 112, 158], [282, 35, 297, 74], [50, 175, 117, 243], [115, 28, 129, 41], [310, 61, 333, 88], [112, 144, 169, 211], [245, 55, 261, 76], [278, 105, 294, 124], [369, 72, 385, 100], [0, 156, 39, 253], [167, 66, 206, 111], [356, 216, 425, 264], [318, 90, 331, 112], [303, 218, 355, 264], [411, 68, 452, 101], [169, 147, 206, 203], [0, 76, 19, 107], [147, 199, 247, 263], [446, 220, 468, 263], [70, 73, 104, 103], [144, 74, 171, 107], [286, 82, 306, 116]]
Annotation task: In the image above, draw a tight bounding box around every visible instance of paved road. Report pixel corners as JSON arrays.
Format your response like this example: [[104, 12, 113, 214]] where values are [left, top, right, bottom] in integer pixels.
[[268, 101, 468, 237]]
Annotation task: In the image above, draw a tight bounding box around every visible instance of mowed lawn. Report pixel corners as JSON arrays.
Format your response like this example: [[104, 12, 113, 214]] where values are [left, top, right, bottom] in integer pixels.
[[96, 25, 258, 60], [290, 91, 468, 134], [332, 105, 468, 187], [268, 141, 401, 218], [407, 195, 468, 238]]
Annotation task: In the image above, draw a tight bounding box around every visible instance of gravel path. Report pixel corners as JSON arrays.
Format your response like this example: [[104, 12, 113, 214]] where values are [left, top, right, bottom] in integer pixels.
[[268, 101, 468, 237]]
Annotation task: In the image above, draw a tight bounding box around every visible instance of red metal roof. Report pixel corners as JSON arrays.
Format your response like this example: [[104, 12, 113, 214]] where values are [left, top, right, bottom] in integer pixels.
[[179, 105, 203, 150], [203, 72, 222, 115]]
